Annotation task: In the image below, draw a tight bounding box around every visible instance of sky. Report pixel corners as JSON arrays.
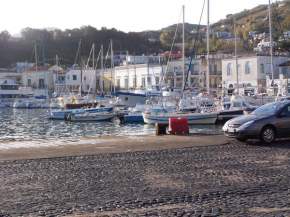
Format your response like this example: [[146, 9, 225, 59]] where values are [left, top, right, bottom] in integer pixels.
[[1, 0, 275, 36]]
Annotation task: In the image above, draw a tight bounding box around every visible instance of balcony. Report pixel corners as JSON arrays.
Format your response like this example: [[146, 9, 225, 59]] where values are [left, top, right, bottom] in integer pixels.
[[190, 71, 199, 75], [54, 81, 66, 85], [210, 71, 222, 75]]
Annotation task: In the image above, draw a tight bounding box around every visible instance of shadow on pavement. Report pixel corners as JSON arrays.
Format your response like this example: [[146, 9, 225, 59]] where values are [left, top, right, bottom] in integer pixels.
[[234, 137, 290, 149]]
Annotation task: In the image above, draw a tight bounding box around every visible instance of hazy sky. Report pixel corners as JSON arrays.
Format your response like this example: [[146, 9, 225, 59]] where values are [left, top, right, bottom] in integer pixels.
[[2, 0, 273, 35]]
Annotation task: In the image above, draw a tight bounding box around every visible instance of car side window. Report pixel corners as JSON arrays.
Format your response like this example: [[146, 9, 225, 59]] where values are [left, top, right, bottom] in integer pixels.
[[281, 106, 290, 116]]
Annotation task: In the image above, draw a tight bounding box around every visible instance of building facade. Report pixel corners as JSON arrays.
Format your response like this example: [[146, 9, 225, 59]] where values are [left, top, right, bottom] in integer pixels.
[[22, 65, 62, 96], [222, 55, 289, 94]]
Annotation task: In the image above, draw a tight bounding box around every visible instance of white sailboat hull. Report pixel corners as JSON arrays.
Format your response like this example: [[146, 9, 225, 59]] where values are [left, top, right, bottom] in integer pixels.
[[69, 113, 116, 121], [142, 112, 218, 125]]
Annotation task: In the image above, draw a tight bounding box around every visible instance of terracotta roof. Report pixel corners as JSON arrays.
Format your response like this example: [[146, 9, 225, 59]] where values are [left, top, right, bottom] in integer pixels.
[[54, 69, 69, 74], [278, 61, 290, 67], [25, 65, 53, 72]]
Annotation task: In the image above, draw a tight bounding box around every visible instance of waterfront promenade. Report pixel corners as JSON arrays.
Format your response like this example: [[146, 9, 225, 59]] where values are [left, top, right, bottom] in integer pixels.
[[1, 134, 290, 216]]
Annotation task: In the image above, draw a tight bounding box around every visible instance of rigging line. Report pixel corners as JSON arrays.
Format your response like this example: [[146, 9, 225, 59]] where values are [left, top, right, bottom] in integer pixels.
[[159, 7, 183, 108], [182, 0, 206, 95], [74, 41, 81, 65], [78, 44, 94, 95], [28, 47, 34, 65], [103, 43, 111, 70], [160, 7, 183, 90], [92, 49, 102, 92]]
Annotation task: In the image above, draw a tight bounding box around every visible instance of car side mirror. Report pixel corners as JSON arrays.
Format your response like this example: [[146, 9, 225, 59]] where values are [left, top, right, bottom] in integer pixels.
[[278, 112, 288, 118]]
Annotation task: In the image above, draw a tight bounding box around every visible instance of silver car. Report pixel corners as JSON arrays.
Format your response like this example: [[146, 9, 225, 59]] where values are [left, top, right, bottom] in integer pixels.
[[222, 101, 290, 143]]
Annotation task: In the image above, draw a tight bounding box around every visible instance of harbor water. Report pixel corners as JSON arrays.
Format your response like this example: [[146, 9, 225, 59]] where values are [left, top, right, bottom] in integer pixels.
[[0, 108, 222, 141]]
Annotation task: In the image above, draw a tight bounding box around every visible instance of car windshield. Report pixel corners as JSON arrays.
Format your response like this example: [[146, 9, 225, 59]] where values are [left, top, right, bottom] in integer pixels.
[[252, 102, 283, 116]]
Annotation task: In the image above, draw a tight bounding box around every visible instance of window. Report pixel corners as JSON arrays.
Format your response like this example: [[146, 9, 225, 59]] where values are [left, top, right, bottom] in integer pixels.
[[155, 77, 160, 85], [227, 63, 232, 76], [214, 64, 217, 72], [67, 75, 69, 80], [124, 77, 129, 89], [84, 76, 86, 80], [117, 78, 120, 88], [280, 105, 290, 116], [133, 76, 137, 88], [245, 61, 251, 74], [28, 79, 31, 87], [39, 79, 45, 88], [141, 77, 146, 87], [260, 63, 264, 73], [73, 75, 77, 80]]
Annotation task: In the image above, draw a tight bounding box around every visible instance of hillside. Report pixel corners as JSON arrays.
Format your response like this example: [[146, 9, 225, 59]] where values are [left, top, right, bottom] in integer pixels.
[[211, 0, 290, 40], [0, 0, 290, 68]]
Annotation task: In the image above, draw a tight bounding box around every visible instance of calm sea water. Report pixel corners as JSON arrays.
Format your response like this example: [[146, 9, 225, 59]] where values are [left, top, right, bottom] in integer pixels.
[[0, 108, 222, 141]]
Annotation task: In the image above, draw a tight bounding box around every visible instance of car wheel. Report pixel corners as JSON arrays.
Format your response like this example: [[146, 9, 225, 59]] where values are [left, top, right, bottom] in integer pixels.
[[236, 138, 247, 142], [260, 126, 275, 144]]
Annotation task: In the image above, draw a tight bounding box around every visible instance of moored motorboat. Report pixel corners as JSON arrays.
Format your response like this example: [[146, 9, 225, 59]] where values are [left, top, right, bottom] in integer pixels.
[[48, 106, 114, 120], [68, 112, 116, 121]]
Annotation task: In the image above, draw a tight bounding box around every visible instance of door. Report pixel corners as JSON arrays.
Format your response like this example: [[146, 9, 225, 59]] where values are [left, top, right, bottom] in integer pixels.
[[277, 105, 290, 137]]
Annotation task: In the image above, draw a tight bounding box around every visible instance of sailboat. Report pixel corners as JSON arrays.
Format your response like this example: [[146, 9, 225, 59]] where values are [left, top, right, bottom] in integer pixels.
[[142, 3, 218, 125], [26, 43, 50, 108]]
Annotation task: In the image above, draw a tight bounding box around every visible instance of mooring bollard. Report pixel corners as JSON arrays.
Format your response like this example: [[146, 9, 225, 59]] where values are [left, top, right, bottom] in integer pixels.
[[155, 123, 167, 135]]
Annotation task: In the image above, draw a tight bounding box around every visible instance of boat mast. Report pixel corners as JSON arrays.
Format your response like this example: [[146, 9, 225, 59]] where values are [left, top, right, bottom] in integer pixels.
[[110, 39, 114, 93], [268, 0, 274, 91], [35, 45, 38, 94], [182, 5, 185, 88], [234, 18, 239, 95], [80, 39, 83, 95], [101, 44, 104, 92], [127, 50, 129, 91], [42, 36, 47, 98], [206, 0, 210, 94], [134, 52, 136, 89], [92, 44, 95, 94], [56, 54, 59, 94]]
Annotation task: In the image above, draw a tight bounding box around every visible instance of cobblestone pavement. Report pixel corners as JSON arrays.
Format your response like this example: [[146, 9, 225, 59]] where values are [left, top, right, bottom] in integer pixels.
[[1, 140, 290, 216]]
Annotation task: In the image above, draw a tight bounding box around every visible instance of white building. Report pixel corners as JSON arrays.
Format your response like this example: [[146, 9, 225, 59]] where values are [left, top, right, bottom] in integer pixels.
[[215, 32, 232, 39], [15, 62, 35, 73], [22, 65, 63, 96], [54, 68, 99, 94], [114, 64, 162, 90], [124, 55, 165, 65], [249, 31, 258, 37], [254, 41, 277, 52], [222, 55, 288, 94], [283, 31, 290, 39]]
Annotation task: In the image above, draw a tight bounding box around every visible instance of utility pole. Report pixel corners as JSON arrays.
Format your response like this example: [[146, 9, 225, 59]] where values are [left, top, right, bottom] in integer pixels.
[[234, 18, 239, 95]]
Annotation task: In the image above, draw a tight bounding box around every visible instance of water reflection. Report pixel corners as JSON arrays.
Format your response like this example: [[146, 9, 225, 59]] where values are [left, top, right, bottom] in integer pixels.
[[0, 108, 222, 141]]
